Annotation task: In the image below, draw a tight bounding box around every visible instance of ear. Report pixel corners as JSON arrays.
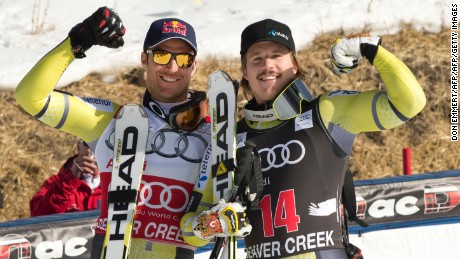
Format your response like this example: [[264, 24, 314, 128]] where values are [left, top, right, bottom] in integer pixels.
[[141, 52, 148, 69], [243, 66, 248, 80], [291, 54, 298, 75], [191, 59, 198, 76]]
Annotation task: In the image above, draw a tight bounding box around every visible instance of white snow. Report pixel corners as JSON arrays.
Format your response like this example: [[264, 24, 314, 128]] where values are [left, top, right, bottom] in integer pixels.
[[0, 0, 450, 89]]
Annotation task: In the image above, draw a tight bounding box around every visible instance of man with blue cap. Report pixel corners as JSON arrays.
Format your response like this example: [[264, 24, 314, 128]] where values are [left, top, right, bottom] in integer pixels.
[[15, 7, 251, 259]]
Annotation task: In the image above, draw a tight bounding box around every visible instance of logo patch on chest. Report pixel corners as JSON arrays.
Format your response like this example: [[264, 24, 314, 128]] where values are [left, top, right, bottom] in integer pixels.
[[295, 110, 313, 131]]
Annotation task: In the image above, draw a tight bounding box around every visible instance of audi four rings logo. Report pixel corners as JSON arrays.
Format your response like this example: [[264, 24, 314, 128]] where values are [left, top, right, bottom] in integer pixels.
[[146, 128, 208, 163], [105, 128, 208, 163], [258, 140, 306, 172], [138, 181, 189, 212]]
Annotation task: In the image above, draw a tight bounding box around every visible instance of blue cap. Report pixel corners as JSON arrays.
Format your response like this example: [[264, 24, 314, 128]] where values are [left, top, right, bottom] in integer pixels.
[[143, 18, 197, 54]]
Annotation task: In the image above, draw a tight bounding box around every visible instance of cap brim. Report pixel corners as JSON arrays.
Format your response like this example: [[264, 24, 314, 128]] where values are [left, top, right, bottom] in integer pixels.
[[241, 38, 293, 56]]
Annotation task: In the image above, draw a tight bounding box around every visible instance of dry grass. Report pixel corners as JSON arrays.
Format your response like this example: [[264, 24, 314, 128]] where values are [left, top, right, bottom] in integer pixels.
[[0, 29, 456, 222]]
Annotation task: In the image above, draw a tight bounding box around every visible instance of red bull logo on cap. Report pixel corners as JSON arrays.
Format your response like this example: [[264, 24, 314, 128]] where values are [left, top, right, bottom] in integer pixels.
[[162, 21, 187, 36]]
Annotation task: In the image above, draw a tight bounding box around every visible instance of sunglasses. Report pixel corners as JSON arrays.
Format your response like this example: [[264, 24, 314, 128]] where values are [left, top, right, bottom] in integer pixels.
[[146, 49, 195, 68], [272, 78, 314, 120], [169, 91, 209, 131]]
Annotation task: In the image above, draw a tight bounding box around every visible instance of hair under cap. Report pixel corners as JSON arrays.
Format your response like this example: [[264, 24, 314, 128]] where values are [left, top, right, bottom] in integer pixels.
[[240, 19, 295, 56], [143, 18, 197, 54]]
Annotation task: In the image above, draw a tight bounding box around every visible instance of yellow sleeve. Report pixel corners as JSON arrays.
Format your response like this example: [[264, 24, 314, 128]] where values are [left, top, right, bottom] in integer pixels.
[[180, 148, 214, 247], [319, 46, 426, 134], [15, 38, 120, 142]]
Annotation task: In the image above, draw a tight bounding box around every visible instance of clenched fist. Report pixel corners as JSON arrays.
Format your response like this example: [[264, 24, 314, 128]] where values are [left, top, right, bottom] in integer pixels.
[[68, 6, 126, 58], [331, 33, 381, 74]]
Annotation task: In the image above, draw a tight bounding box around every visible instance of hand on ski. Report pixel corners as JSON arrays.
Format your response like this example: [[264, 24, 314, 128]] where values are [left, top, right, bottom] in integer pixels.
[[193, 199, 252, 240], [331, 33, 381, 74], [69, 6, 126, 58]]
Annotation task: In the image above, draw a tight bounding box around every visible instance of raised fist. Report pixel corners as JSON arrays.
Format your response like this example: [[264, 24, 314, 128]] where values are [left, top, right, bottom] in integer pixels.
[[331, 33, 381, 74], [68, 6, 126, 58]]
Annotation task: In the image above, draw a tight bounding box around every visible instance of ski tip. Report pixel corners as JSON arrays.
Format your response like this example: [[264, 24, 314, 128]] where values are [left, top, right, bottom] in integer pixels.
[[115, 104, 149, 123], [208, 70, 232, 84]]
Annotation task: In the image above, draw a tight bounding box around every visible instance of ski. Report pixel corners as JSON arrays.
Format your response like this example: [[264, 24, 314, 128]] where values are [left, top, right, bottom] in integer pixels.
[[100, 104, 149, 259], [208, 70, 238, 259]]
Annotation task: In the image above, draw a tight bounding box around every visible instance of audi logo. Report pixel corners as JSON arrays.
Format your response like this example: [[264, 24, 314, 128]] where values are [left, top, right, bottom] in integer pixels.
[[105, 129, 116, 150], [105, 127, 208, 163], [138, 181, 189, 213], [258, 140, 305, 171], [146, 128, 208, 163]]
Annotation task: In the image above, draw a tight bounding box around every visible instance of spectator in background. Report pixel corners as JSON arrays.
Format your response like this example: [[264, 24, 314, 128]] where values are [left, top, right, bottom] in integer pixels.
[[30, 139, 101, 216]]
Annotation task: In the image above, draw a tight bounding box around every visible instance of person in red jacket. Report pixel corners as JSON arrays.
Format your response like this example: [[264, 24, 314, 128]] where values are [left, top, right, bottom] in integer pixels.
[[30, 139, 101, 216]]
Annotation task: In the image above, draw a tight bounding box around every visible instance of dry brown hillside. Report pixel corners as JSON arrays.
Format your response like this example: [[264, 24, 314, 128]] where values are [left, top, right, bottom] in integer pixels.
[[0, 29, 456, 222]]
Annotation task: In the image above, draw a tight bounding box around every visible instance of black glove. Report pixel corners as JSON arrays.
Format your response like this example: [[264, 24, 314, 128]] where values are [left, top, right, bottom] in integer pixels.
[[344, 242, 364, 259], [234, 141, 263, 210], [68, 6, 126, 58]]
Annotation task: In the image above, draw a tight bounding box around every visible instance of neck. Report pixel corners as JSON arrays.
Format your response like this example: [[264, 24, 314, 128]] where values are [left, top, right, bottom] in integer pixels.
[[243, 108, 277, 122]]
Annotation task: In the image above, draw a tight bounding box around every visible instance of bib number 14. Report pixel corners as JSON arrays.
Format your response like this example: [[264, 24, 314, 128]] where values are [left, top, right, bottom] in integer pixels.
[[258, 189, 300, 236]]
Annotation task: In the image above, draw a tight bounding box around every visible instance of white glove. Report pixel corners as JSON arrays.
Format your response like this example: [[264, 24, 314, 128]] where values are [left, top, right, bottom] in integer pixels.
[[331, 33, 381, 74], [193, 199, 252, 240]]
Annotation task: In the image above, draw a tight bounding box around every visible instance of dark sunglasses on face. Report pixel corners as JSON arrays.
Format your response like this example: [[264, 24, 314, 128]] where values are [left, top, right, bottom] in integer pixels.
[[146, 49, 195, 68]]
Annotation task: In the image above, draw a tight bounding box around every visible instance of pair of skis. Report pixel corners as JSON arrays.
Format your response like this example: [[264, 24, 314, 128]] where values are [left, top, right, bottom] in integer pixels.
[[100, 71, 238, 259]]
